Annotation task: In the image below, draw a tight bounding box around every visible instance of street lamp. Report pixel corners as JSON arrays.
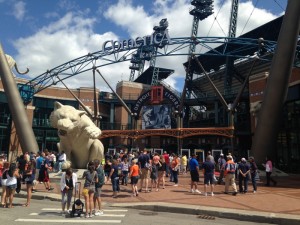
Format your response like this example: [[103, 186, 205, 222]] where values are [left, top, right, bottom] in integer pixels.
[[174, 110, 183, 154]]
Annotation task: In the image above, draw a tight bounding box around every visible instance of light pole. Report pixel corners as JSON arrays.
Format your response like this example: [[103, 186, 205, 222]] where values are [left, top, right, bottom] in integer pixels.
[[131, 112, 138, 150], [175, 110, 183, 154]]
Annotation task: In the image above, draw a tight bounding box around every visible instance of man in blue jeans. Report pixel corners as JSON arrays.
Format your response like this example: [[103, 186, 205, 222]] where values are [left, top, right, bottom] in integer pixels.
[[238, 158, 250, 194], [249, 156, 258, 193]]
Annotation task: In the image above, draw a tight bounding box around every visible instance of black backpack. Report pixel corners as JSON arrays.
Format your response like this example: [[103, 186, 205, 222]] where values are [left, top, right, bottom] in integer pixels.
[[96, 167, 105, 188]]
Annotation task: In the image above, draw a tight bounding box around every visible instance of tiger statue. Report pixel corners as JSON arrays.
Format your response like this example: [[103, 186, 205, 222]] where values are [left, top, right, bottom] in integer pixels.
[[49, 101, 104, 169]]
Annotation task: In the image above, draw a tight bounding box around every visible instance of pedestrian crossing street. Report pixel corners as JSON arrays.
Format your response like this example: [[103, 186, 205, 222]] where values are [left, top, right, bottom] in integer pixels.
[[15, 208, 128, 223]]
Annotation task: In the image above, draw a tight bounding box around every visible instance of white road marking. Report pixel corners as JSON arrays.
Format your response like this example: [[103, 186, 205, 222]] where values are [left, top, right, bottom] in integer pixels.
[[41, 208, 128, 212], [93, 214, 125, 217], [29, 213, 125, 217], [103, 209, 128, 212], [15, 219, 121, 223]]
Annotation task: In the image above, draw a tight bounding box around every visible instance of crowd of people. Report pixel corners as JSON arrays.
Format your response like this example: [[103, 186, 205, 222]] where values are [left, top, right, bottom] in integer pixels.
[[0, 149, 278, 218], [0, 150, 65, 208], [100, 149, 277, 198]]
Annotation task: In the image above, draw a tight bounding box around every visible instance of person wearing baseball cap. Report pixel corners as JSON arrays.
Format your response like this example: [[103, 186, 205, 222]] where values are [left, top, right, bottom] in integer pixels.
[[238, 158, 250, 193], [217, 153, 226, 184]]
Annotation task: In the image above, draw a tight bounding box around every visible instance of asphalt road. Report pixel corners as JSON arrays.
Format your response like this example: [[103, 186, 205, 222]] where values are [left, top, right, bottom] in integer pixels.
[[0, 197, 278, 225]]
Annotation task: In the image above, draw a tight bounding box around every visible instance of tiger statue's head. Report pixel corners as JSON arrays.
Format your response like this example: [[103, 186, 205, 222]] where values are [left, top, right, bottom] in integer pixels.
[[49, 101, 86, 137]]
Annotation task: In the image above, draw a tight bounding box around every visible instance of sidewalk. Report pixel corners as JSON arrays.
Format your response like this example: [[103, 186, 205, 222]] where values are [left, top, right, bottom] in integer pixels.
[[4, 172, 300, 224]]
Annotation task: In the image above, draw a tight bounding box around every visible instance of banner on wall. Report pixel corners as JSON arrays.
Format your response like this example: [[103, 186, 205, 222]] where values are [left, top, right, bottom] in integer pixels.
[[142, 104, 171, 129]]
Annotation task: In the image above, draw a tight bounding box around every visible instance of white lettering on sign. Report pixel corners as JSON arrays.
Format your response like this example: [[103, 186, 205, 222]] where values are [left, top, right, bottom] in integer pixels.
[[102, 30, 171, 53]]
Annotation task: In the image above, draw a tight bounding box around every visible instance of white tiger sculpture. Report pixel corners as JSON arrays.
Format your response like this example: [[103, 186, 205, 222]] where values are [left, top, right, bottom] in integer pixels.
[[49, 101, 104, 169]]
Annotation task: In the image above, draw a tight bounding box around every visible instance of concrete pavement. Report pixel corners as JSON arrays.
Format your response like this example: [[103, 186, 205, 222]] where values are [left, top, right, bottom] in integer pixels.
[[2, 171, 300, 225]]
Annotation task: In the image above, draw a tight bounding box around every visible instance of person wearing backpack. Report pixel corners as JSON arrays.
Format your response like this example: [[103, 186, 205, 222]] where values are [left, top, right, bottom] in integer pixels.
[[82, 161, 98, 218], [93, 159, 104, 216], [224, 155, 238, 196]]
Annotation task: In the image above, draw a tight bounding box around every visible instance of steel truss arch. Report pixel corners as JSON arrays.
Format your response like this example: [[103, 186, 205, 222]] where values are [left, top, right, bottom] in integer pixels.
[[19, 36, 300, 99]]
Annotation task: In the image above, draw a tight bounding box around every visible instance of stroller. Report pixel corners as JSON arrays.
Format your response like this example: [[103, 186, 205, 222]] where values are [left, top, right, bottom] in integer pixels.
[[70, 182, 84, 218]]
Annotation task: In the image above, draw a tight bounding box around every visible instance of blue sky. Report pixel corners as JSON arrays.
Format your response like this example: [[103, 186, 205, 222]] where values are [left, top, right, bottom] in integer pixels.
[[0, 0, 287, 92]]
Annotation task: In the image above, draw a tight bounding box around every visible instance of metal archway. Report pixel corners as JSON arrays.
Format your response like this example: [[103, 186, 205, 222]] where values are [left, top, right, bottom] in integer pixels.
[[18, 36, 300, 103], [16, 35, 300, 140]]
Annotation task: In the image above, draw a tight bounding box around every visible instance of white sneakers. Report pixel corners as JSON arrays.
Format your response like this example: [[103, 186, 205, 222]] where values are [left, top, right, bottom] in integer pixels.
[[190, 189, 201, 194], [194, 189, 201, 194], [204, 192, 214, 196], [94, 210, 104, 216]]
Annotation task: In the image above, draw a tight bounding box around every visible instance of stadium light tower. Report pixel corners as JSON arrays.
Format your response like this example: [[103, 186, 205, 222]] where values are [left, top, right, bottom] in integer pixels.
[[180, 0, 214, 127], [150, 18, 169, 85]]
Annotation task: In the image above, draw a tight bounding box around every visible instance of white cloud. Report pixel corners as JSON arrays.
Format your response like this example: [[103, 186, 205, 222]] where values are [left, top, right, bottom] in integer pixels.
[[12, 0, 283, 93], [13, 1, 26, 21], [104, 0, 154, 38], [13, 12, 122, 91]]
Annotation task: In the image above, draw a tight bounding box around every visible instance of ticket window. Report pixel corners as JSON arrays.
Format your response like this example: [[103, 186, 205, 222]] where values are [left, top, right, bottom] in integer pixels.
[[151, 86, 163, 104]]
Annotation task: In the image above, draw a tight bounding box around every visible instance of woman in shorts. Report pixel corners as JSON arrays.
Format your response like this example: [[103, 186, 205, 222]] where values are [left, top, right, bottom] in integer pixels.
[[150, 162, 158, 191], [1, 161, 9, 207], [157, 155, 166, 189], [129, 159, 139, 196], [22, 160, 36, 207], [5, 163, 20, 208], [103, 159, 112, 184], [82, 161, 98, 218]]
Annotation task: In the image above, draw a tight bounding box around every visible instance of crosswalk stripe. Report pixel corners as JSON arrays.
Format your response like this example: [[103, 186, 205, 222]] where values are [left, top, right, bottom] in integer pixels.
[[29, 213, 125, 217], [91, 214, 125, 217], [41, 208, 128, 212], [103, 209, 128, 212], [15, 219, 121, 223]]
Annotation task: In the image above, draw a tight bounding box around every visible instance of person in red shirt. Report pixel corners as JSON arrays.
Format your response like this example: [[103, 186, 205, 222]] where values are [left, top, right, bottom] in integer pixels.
[[170, 154, 180, 186], [129, 159, 140, 196], [163, 152, 170, 177]]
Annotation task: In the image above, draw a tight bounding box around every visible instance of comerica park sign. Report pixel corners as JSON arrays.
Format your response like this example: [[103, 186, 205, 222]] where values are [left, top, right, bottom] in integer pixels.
[[102, 30, 171, 53]]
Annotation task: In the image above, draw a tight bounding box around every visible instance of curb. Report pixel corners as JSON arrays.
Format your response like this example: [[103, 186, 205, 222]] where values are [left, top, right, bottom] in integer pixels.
[[110, 202, 300, 225], [15, 191, 62, 202], [5, 191, 300, 225]]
